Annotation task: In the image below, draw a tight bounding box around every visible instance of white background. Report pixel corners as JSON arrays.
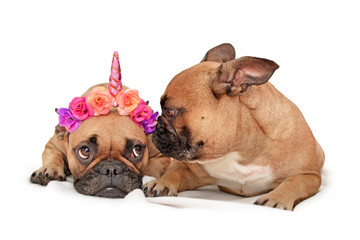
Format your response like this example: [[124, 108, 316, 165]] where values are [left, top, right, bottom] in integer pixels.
[[1, 0, 359, 239]]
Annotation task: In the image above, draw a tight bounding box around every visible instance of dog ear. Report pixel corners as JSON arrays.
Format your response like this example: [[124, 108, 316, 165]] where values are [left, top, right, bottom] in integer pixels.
[[212, 56, 279, 97], [54, 108, 70, 140], [201, 43, 236, 63], [55, 124, 68, 140]]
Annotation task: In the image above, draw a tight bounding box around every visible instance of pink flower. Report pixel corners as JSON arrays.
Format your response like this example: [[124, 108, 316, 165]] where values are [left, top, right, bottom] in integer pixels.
[[69, 97, 94, 120], [86, 87, 112, 116], [116, 89, 141, 115], [130, 100, 153, 126]]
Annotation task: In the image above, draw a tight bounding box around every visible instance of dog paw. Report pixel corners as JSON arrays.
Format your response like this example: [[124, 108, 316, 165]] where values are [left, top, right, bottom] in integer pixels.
[[142, 180, 177, 197], [254, 193, 294, 211], [30, 167, 66, 186]]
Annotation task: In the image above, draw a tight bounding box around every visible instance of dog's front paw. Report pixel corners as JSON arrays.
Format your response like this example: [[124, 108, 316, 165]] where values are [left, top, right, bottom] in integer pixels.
[[254, 192, 295, 211], [30, 167, 66, 186], [142, 180, 178, 197]]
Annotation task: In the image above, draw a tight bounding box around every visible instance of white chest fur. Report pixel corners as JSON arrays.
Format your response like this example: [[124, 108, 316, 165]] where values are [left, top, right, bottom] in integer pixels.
[[196, 152, 273, 196]]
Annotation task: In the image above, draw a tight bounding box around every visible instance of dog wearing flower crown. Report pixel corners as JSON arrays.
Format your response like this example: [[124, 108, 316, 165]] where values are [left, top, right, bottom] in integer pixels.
[[30, 52, 171, 198]]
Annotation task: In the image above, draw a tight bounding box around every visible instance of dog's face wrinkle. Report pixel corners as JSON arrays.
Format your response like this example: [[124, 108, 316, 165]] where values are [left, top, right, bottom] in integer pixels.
[[123, 138, 146, 165], [72, 134, 99, 166], [160, 94, 168, 109]]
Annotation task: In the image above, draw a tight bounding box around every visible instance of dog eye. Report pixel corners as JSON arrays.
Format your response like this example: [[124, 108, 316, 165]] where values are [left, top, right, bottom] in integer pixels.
[[131, 145, 142, 158], [164, 108, 176, 117], [78, 146, 91, 159]]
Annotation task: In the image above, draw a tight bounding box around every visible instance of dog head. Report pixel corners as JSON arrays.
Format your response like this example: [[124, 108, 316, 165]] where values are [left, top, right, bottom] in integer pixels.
[[152, 43, 279, 161], [56, 109, 152, 198]]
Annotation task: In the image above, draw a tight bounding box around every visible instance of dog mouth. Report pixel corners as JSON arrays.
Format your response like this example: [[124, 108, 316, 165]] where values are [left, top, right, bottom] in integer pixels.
[[152, 131, 190, 161], [95, 186, 127, 198], [74, 160, 142, 198], [152, 117, 199, 161]]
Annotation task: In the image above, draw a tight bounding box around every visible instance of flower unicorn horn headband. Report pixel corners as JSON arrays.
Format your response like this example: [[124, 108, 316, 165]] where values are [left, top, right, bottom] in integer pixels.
[[57, 51, 158, 134], [108, 51, 122, 106]]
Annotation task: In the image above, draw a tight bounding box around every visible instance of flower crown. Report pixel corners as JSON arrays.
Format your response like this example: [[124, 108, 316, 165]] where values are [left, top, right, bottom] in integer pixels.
[[57, 51, 158, 134]]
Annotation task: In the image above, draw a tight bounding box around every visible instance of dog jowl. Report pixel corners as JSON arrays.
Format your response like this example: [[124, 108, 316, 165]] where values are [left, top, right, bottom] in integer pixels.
[[152, 116, 201, 161]]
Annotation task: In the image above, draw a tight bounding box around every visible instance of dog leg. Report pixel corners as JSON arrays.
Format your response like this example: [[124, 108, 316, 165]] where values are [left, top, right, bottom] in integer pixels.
[[254, 173, 321, 211], [141, 156, 171, 179], [143, 160, 215, 197], [31, 133, 69, 186]]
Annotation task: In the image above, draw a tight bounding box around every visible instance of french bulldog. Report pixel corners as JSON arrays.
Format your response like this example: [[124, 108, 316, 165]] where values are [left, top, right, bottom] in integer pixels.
[[144, 43, 325, 210], [31, 84, 170, 198]]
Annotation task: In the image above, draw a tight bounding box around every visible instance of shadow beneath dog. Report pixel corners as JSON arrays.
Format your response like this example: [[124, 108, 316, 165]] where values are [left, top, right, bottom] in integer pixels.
[[146, 184, 263, 209]]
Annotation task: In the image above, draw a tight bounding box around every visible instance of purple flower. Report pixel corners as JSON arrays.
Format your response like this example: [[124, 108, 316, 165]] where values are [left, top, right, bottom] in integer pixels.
[[141, 111, 158, 134], [57, 108, 81, 133]]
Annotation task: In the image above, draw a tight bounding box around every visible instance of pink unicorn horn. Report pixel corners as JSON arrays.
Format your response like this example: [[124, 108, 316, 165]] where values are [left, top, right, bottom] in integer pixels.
[[108, 51, 122, 106]]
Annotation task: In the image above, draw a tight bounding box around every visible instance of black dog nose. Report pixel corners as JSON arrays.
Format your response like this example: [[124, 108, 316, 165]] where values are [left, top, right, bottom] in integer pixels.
[[98, 161, 124, 176], [99, 166, 121, 176]]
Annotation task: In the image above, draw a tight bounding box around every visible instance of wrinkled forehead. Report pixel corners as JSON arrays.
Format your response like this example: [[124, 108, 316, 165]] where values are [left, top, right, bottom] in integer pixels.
[[162, 62, 221, 107], [69, 111, 147, 148]]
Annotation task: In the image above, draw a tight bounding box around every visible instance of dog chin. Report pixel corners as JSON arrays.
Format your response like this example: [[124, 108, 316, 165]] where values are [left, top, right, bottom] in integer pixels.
[[95, 187, 127, 198]]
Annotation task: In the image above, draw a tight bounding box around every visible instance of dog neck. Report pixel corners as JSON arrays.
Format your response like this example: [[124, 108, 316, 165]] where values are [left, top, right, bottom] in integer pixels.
[[238, 82, 301, 141]]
